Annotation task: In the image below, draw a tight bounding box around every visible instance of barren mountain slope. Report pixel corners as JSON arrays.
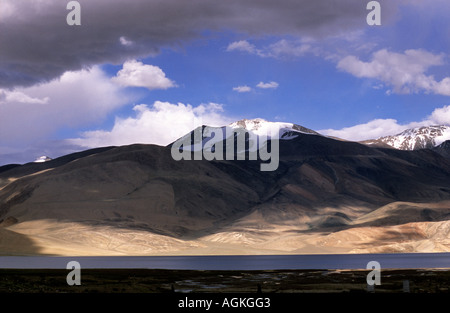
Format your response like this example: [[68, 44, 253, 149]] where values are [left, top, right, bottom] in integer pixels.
[[1, 133, 450, 255]]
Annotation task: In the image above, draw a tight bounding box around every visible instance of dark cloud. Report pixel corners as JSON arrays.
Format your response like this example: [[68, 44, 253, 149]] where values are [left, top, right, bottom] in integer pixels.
[[0, 0, 399, 88]]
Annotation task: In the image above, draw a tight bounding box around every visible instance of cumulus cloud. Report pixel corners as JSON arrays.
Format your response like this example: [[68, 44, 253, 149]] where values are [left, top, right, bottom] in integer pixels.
[[111, 60, 176, 90], [227, 39, 313, 59], [321, 119, 423, 141], [427, 105, 450, 125], [227, 41, 259, 55], [0, 90, 49, 105], [321, 105, 450, 141], [0, 66, 129, 148], [119, 36, 133, 46], [68, 101, 235, 148], [337, 49, 450, 96], [267, 39, 312, 57], [233, 85, 252, 93], [256, 81, 279, 89], [233, 82, 278, 93], [0, 0, 403, 88]]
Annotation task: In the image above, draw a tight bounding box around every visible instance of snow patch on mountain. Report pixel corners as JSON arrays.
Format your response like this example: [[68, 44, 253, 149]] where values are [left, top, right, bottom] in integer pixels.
[[229, 118, 319, 140], [377, 125, 450, 150], [33, 156, 52, 163], [170, 118, 320, 153]]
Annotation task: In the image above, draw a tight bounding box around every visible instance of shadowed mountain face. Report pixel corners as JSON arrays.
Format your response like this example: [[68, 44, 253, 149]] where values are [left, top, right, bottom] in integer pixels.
[[1, 133, 450, 255], [433, 140, 450, 159]]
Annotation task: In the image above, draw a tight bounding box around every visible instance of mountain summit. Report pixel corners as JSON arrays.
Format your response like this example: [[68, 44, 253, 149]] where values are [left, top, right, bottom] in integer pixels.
[[373, 125, 450, 150], [33, 156, 52, 163], [229, 118, 320, 139]]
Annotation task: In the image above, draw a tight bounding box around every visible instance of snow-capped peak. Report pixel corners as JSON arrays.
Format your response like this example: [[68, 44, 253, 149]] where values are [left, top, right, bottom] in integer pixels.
[[33, 156, 52, 163], [229, 118, 319, 140], [377, 125, 450, 150]]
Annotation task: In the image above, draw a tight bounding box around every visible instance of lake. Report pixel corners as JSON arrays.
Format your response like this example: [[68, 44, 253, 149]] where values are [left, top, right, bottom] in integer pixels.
[[0, 253, 449, 270]]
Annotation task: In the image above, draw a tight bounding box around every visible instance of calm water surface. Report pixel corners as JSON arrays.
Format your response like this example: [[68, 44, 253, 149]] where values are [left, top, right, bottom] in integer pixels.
[[0, 253, 449, 270]]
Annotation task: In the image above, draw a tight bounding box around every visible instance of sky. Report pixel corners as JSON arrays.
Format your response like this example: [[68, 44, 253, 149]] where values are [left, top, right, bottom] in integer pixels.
[[1, 0, 450, 165]]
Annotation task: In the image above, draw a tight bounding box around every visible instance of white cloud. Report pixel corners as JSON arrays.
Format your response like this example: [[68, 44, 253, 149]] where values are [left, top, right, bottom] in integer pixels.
[[337, 49, 450, 96], [0, 89, 49, 104], [433, 78, 450, 96], [227, 39, 312, 59], [119, 36, 133, 46], [232, 82, 278, 92], [0, 66, 129, 148], [321, 105, 450, 141], [267, 39, 311, 57], [68, 101, 235, 148], [226, 40, 259, 55], [233, 85, 252, 93], [320, 119, 423, 141], [111, 60, 176, 90], [256, 81, 279, 89], [0, 0, 15, 20], [427, 105, 450, 125]]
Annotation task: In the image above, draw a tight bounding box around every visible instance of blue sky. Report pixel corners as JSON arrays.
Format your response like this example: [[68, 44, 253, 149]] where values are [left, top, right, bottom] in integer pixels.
[[1, 0, 450, 164]]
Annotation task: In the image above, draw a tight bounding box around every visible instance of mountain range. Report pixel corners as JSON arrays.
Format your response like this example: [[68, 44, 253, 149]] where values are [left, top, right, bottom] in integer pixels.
[[0, 119, 450, 255], [362, 125, 450, 151]]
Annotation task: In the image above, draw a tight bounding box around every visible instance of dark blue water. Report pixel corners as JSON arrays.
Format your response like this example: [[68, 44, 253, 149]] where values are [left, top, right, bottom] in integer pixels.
[[0, 253, 449, 270]]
